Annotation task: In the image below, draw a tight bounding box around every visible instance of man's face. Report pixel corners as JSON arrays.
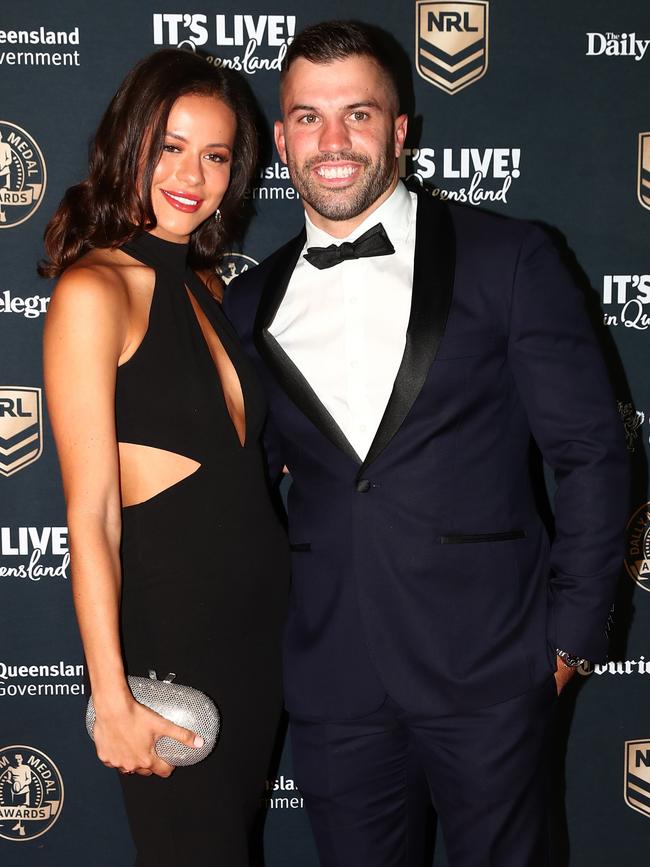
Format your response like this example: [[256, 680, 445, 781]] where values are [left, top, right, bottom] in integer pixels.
[[275, 55, 407, 235]]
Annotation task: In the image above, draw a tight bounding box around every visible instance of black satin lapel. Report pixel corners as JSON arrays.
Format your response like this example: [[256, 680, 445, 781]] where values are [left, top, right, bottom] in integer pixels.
[[261, 334, 361, 464], [254, 230, 362, 466], [254, 229, 306, 333], [359, 194, 455, 475]]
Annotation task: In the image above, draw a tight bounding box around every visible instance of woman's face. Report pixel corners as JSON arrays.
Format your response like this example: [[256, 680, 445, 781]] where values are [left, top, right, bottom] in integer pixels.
[[149, 93, 237, 243]]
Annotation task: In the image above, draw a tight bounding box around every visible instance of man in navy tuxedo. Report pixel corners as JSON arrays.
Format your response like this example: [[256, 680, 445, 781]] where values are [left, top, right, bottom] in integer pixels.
[[224, 20, 629, 867]]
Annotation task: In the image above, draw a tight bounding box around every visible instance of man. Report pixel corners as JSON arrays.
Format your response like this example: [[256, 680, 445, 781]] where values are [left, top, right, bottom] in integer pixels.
[[8, 753, 33, 836], [224, 21, 629, 867]]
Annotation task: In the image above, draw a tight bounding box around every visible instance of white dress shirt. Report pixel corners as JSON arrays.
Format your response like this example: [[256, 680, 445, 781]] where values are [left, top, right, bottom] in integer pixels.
[[269, 181, 418, 460]]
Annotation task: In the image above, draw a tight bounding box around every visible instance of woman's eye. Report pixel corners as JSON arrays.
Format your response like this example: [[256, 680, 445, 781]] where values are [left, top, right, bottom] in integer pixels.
[[162, 143, 180, 153], [206, 153, 228, 163]]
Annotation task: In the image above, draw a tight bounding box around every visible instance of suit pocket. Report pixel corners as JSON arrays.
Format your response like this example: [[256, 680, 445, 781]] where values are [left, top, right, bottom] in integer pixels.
[[438, 530, 526, 544], [290, 542, 312, 552]]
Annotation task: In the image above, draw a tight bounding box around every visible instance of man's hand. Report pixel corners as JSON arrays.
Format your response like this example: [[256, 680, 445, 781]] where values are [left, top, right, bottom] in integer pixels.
[[554, 655, 577, 694]]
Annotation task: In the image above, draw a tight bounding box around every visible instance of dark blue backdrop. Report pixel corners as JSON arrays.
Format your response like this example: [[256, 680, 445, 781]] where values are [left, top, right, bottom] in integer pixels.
[[1, 2, 649, 864]]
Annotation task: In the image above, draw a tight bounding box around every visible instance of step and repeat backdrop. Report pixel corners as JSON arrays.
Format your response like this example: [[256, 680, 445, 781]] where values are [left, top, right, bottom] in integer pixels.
[[1, 1, 648, 865]]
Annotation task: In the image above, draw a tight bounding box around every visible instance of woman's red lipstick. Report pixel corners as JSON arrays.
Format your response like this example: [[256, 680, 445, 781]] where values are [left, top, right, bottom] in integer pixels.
[[160, 189, 203, 213]]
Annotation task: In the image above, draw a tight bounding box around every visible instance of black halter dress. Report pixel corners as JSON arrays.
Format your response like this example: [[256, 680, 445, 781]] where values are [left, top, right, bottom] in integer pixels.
[[114, 232, 289, 866]]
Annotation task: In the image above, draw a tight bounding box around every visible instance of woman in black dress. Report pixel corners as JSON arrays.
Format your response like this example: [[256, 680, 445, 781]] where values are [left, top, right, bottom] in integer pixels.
[[42, 50, 289, 866]]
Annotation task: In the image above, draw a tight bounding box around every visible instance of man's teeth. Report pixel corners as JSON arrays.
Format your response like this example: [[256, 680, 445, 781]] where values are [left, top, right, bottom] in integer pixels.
[[165, 192, 200, 205], [316, 165, 357, 179]]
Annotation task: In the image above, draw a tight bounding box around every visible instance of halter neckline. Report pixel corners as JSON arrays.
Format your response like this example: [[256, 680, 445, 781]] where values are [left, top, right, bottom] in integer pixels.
[[120, 231, 189, 274]]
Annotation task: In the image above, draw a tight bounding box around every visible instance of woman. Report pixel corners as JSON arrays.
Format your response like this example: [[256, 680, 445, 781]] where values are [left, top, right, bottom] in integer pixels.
[[41, 49, 289, 866]]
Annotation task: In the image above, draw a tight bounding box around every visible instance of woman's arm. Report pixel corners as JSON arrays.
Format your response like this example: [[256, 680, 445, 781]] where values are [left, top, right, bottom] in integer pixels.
[[44, 264, 201, 777]]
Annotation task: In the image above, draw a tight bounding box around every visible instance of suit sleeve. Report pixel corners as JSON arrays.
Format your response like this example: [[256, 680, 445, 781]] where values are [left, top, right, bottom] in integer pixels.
[[507, 226, 630, 663]]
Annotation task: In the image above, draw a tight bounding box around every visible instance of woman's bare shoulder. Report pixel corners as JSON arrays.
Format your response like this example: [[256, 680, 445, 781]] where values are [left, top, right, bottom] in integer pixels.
[[45, 250, 144, 347], [50, 247, 152, 312]]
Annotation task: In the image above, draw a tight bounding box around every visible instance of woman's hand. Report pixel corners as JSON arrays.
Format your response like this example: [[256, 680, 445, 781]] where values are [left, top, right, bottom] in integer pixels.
[[93, 696, 203, 778]]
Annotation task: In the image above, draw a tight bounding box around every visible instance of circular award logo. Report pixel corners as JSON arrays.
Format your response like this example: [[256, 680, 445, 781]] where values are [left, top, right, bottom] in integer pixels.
[[218, 252, 259, 286], [0, 745, 64, 841], [625, 502, 650, 592], [0, 122, 47, 229]]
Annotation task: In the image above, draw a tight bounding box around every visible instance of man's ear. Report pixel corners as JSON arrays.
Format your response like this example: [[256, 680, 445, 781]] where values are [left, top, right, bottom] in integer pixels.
[[274, 120, 288, 164], [394, 114, 408, 158]]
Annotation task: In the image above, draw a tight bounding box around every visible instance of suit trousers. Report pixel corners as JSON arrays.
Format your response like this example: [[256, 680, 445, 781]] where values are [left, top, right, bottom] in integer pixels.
[[290, 677, 557, 867]]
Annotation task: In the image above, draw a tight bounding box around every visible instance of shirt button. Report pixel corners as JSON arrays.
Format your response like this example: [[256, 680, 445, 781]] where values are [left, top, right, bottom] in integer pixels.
[[356, 479, 371, 493], [350, 360, 359, 368]]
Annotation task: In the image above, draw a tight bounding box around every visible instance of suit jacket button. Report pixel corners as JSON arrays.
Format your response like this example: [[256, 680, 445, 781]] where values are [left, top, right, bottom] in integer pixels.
[[356, 479, 371, 493]]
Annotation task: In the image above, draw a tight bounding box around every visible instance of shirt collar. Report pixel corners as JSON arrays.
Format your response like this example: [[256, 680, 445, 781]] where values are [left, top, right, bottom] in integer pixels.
[[304, 180, 413, 249]]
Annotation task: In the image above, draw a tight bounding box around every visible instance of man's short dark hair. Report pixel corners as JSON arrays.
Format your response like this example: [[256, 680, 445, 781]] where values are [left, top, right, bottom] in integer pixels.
[[280, 20, 401, 114]]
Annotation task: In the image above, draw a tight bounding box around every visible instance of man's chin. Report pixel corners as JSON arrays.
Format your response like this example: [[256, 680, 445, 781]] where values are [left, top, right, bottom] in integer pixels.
[[297, 168, 396, 223], [305, 189, 369, 223]]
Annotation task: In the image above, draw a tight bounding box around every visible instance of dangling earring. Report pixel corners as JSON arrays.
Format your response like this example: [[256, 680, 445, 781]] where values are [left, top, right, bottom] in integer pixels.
[[214, 208, 222, 223]]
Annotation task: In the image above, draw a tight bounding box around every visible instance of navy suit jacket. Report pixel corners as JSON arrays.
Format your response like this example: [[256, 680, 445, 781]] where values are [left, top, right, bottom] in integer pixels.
[[224, 190, 629, 721]]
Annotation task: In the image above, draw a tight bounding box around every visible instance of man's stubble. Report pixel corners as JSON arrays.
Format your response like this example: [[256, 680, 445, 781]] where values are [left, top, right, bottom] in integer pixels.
[[285, 140, 397, 223]]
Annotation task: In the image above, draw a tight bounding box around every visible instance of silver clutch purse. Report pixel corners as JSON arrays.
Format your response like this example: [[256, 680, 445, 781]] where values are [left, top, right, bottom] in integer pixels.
[[85, 671, 220, 766]]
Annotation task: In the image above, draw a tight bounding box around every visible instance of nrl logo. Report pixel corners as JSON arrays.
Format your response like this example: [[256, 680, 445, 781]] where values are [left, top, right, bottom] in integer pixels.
[[0, 387, 43, 478], [625, 739, 650, 818], [415, 1, 489, 94], [639, 133, 650, 211]]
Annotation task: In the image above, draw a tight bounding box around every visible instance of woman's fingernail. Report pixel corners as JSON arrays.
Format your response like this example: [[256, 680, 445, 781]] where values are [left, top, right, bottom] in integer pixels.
[[194, 735, 204, 749]]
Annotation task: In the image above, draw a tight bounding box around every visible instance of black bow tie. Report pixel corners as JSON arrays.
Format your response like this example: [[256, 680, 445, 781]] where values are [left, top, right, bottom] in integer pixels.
[[303, 223, 395, 270]]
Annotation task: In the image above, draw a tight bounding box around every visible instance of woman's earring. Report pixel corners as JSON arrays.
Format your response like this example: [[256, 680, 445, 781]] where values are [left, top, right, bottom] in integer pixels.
[[214, 208, 222, 223]]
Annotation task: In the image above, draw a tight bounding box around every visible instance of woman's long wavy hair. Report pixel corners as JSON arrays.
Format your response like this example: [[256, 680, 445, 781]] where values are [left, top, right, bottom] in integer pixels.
[[39, 49, 258, 277]]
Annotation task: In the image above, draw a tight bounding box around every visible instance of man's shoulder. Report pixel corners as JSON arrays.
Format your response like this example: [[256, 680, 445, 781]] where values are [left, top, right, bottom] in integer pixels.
[[222, 230, 305, 327], [412, 189, 564, 304], [448, 199, 538, 250], [414, 185, 541, 254], [227, 232, 303, 296]]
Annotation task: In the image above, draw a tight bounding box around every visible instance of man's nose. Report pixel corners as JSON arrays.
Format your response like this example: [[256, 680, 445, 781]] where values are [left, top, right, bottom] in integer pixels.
[[318, 118, 352, 153]]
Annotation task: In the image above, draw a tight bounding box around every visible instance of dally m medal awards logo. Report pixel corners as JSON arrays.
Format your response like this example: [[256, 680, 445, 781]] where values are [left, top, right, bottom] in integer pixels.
[[0, 122, 47, 228], [625, 740, 650, 818], [415, 1, 489, 94], [0, 745, 64, 840], [639, 133, 650, 210], [218, 253, 259, 286], [0, 387, 43, 477], [625, 502, 650, 591]]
